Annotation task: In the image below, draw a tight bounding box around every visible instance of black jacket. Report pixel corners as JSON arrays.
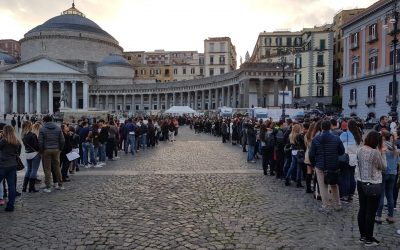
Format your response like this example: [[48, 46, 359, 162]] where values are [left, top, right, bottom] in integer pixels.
[[22, 132, 40, 153], [0, 139, 21, 169]]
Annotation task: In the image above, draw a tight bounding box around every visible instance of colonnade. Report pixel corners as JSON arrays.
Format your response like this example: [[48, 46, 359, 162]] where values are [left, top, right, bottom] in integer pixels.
[[0, 79, 89, 114]]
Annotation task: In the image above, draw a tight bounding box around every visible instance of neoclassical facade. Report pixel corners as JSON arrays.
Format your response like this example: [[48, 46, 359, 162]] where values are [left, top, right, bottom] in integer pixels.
[[0, 4, 293, 115]]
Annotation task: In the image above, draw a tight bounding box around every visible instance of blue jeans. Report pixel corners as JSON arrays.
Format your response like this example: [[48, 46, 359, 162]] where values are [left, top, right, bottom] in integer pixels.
[[98, 143, 106, 162], [247, 145, 255, 161], [0, 167, 17, 210], [377, 174, 397, 217], [25, 154, 41, 179], [339, 166, 356, 198], [141, 134, 147, 150], [286, 155, 299, 181], [125, 135, 135, 155], [82, 142, 96, 165]]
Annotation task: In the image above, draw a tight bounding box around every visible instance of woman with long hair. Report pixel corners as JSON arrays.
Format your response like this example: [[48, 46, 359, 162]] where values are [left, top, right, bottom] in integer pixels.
[[0, 125, 22, 212], [304, 122, 316, 193], [285, 124, 305, 187], [375, 130, 398, 224], [356, 131, 386, 246], [339, 119, 362, 202], [21, 121, 40, 193]]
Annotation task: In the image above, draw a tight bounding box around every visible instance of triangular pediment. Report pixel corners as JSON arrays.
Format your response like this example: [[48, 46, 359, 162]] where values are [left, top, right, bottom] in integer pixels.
[[6, 58, 83, 74]]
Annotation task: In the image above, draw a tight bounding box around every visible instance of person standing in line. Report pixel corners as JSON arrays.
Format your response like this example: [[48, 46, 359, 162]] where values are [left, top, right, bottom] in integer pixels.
[[21, 121, 40, 193], [309, 120, 345, 213], [60, 124, 72, 182], [0, 125, 21, 211], [356, 131, 386, 246], [106, 121, 118, 161], [38, 115, 65, 193], [246, 121, 257, 163]]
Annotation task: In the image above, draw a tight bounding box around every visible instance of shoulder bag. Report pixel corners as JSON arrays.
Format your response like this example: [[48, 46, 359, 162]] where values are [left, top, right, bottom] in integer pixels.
[[358, 151, 382, 197], [338, 133, 349, 168]]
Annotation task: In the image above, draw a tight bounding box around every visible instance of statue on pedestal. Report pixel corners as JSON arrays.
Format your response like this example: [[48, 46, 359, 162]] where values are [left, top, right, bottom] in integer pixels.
[[60, 89, 69, 108]]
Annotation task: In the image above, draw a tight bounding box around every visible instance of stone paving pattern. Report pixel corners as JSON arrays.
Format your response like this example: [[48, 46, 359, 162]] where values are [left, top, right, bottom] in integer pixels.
[[0, 126, 399, 249]]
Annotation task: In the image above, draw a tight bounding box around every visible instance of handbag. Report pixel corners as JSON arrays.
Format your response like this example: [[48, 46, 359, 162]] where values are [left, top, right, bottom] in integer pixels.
[[297, 150, 305, 164], [357, 151, 382, 197], [16, 156, 24, 171]]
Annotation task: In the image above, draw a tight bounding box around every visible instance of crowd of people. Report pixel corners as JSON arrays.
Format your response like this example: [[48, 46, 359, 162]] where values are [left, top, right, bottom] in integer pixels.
[[0, 114, 182, 211], [192, 115, 400, 246]]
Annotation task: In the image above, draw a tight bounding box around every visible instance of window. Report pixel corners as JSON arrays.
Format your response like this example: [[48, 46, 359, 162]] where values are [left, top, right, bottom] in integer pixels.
[[316, 72, 324, 83], [317, 54, 324, 66], [295, 56, 302, 68], [190, 68, 195, 74], [351, 62, 359, 75], [294, 87, 300, 98], [369, 23, 377, 40], [351, 33, 358, 49], [200, 68, 204, 75], [127, 56, 131, 60], [135, 70, 138, 75], [368, 56, 378, 71], [173, 68, 178, 74], [389, 50, 400, 65], [295, 37, 302, 46], [150, 69, 155, 76], [209, 68, 214, 76], [199, 57, 205, 65], [265, 48, 271, 56], [317, 86, 324, 97], [320, 39, 326, 50], [264, 37, 272, 46], [220, 42, 225, 52], [350, 88, 357, 100], [287, 37, 292, 46], [183, 68, 186, 75], [220, 68, 225, 74], [295, 74, 301, 85], [210, 56, 214, 65], [276, 37, 282, 46], [219, 56, 225, 64], [165, 69, 170, 75], [367, 85, 376, 99], [209, 43, 215, 52]]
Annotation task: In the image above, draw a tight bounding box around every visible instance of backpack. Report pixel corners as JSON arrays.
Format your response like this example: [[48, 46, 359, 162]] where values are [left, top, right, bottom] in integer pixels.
[[264, 132, 275, 148], [275, 129, 285, 148]]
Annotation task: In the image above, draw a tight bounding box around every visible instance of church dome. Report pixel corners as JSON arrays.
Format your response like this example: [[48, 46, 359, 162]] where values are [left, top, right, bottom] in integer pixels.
[[0, 52, 17, 64], [98, 54, 131, 67], [25, 4, 114, 39]]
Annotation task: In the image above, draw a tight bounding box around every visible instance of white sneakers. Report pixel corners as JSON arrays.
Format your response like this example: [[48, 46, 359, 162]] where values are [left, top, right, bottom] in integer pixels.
[[43, 188, 51, 193], [55, 185, 65, 190]]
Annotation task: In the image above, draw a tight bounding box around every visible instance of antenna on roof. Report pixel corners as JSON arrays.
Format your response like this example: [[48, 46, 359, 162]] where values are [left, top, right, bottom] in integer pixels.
[[72, 0, 75, 8]]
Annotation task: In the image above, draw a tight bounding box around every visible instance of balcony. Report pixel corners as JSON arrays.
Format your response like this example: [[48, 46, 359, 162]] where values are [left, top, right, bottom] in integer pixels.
[[350, 42, 359, 50], [316, 62, 324, 67], [365, 97, 376, 107], [367, 34, 378, 43], [348, 99, 357, 108]]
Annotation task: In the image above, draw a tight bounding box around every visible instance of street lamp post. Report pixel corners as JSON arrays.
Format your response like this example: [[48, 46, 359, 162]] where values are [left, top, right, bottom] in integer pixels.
[[278, 56, 289, 120], [388, 0, 399, 121]]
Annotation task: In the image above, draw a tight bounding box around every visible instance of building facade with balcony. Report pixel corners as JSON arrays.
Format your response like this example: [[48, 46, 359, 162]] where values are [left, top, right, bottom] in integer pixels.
[[0, 39, 21, 61], [250, 27, 333, 109], [340, 0, 399, 118], [204, 37, 237, 77]]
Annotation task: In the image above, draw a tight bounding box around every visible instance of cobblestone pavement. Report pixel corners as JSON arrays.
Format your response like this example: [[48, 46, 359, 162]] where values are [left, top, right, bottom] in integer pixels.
[[0, 126, 399, 249]]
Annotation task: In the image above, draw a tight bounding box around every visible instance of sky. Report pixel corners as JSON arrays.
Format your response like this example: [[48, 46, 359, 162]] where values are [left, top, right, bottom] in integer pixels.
[[0, 0, 378, 63]]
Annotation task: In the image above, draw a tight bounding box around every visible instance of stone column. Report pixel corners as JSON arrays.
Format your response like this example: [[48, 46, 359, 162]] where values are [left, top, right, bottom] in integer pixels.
[[36, 81, 41, 114], [140, 94, 144, 110], [96, 94, 100, 109], [221, 87, 226, 107], [12, 80, 17, 113], [72, 81, 77, 110], [215, 88, 219, 107], [105, 95, 109, 110], [274, 80, 279, 107], [233, 84, 237, 108], [24, 81, 29, 113], [123, 94, 127, 111], [48, 81, 53, 114], [60, 81, 65, 109], [201, 90, 205, 110], [227, 86, 231, 107], [208, 89, 212, 110], [194, 91, 198, 110], [149, 94, 152, 110], [115, 95, 118, 111], [0, 80, 5, 114], [83, 81, 89, 110], [180, 92, 184, 106], [172, 92, 176, 107], [157, 94, 160, 110]]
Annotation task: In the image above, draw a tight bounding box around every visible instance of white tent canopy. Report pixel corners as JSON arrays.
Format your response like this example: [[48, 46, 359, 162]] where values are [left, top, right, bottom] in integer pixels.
[[164, 106, 196, 115]]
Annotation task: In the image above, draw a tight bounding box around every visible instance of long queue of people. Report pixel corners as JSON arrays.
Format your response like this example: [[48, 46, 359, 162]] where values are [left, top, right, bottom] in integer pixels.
[[0, 115, 182, 212], [193, 115, 400, 246]]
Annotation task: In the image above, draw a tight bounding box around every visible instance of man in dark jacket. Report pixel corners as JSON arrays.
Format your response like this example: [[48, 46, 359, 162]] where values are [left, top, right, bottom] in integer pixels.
[[309, 120, 345, 212], [38, 115, 65, 192], [246, 122, 257, 163]]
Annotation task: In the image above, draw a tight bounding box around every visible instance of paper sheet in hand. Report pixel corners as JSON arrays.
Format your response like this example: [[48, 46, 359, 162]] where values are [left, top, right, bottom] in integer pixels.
[[66, 151, 80, 161]]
